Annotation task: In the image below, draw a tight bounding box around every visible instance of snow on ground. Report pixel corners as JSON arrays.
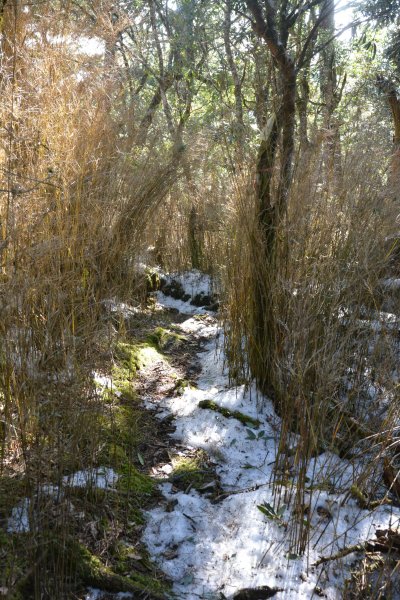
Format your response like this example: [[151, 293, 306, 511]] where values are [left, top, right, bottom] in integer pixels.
[[156, 270, 216, 315], [7, 499, 30, 533], [143, 279, 400, 599], [156, 292, 208, 315], [85, 590, 133, 600], [381, 278, 400, 291], [162, 270, 214, 298], [62, 467, 119, 489], [7, 468, 119, 533], [6, 271, 400, 598]]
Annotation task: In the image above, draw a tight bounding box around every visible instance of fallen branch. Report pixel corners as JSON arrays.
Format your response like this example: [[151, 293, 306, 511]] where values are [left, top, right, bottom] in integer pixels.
[[212, 481, 270, 503], [314, 529, 400, 566], [314, 543, 366, 566]]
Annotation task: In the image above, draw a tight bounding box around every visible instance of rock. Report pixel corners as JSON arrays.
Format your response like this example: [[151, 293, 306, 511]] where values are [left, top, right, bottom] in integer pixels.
[[160, 279, 189, 301], [233, 587, 282, 599], [191, 293, 212, 307], [208, 301, 219, 312]]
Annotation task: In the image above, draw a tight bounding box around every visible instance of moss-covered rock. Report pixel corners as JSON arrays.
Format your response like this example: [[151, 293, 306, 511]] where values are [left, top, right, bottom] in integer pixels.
[[147, 326, 186, 351], [170, 449, 216, 491], [145, 268, 161, 293], [111, 340, 163, 400], [174, 377, 193, 396], [117, 464, 155, 495], [54, 539, 169, 599], [198, 399, 260, 428]]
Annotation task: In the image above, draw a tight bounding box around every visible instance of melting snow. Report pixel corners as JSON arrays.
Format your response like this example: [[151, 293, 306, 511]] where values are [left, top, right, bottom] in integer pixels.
[[63, 467, 119, 489], [156, 270, 217, 315], [85, 590, 133, 600], [7, 498, 30, 533], [142, 274, 400, 599], [156, 292, 207, 315], [7, 469, 119, 534], [163, 269, 214, 298]]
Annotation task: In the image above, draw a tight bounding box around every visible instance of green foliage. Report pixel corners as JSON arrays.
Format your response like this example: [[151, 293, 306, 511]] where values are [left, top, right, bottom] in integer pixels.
[[257, 501, 287, 526], [112, 340, 163, 399]]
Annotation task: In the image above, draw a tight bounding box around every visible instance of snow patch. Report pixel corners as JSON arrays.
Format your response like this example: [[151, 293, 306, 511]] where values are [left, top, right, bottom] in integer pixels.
[[143, 307, 400, 599], [7, 498, 30, 533], [63, 467, 119, 489], [156, 292, 207, 315], [85, 590, 133, 600]]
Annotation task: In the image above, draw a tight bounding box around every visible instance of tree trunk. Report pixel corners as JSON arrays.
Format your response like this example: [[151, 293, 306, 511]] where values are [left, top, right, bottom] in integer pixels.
[[377, 76, 400, 198], [245, 0, 297, 398], [251, 65, 296, 396], [319, 0, 343, 190], [223, 0, 245, 152]]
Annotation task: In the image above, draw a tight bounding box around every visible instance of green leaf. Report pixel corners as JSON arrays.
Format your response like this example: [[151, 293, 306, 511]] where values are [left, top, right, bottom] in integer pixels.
[[246, 429, 257, 440], [180, 573, 194, 586], [257, 502, 277, 519], [276, 504, 287, 517], [137, 451, 145, 466]]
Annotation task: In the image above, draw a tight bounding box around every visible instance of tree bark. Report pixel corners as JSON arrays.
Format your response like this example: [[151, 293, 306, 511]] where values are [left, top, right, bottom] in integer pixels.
[[245, 0, 297, 396], [377, 75, 400, 197], [319, 0, 344, 189], [223, 0, 245, 150]]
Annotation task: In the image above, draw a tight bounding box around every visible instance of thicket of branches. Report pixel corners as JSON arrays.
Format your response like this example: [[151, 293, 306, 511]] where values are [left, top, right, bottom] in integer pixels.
[[1, 0, 400, 596]]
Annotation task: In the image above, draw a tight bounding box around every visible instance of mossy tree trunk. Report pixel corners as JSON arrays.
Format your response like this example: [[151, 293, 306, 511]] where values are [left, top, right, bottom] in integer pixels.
[[245, 0, 297, 399]]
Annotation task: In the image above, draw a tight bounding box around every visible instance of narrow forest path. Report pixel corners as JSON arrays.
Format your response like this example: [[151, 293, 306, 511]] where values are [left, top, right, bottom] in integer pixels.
[[5, 270, 400, 600], [125, 272, 400, 600]]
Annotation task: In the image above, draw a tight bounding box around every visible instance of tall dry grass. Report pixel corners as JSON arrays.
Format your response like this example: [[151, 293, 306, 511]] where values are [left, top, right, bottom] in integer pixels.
[[223, 141, 400, 553], [0, 6, 183, 597]]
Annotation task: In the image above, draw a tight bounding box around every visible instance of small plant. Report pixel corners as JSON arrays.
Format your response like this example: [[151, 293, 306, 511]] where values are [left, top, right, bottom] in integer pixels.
[[257, 501, 287, 527], [245, 428, 269, 441]]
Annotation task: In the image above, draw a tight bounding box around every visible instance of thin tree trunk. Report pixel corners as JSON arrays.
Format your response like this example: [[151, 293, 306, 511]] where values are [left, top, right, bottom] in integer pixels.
[[223, 0, 245, 151], [377, 76, 400, 197], [246, 0, 297, 397], [319, 0, 343, 189]]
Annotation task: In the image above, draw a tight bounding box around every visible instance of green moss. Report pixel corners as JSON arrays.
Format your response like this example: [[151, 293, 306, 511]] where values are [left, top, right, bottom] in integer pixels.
[[115, 340, 162, 373], [349, 484, 387, 509], [145, 268, 161, 293], [99, 404, 144, 460], [104, 442, 129, 466], [147, 326, 186, 350], [14, 538, 169, 600], [198, 399, 260, 428], [111, 340, 163, 400], [193, 314, 208, 321], [61, 539, 168, 598], [170, 449, 215, 490], [174, 377, 193, 395], [111, 540, 168, 594], [117, 464, 154, 495]]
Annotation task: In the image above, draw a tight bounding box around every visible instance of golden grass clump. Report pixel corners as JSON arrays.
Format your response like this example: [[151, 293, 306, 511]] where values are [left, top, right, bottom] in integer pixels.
[[223, 144, 400, 553]]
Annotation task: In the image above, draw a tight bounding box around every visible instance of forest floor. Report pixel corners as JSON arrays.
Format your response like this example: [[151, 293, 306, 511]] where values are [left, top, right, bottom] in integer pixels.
[[4, 271, 400, 599], [88, 272, 400, 599]]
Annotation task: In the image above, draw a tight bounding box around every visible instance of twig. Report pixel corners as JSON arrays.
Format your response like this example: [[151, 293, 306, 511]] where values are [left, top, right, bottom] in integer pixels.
[[213, 481, 270, 502], [314, 543, 366, 566]]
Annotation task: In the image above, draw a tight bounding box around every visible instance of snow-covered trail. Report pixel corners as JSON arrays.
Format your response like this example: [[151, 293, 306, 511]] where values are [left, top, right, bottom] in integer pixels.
[[142, 272, 400, 599]]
